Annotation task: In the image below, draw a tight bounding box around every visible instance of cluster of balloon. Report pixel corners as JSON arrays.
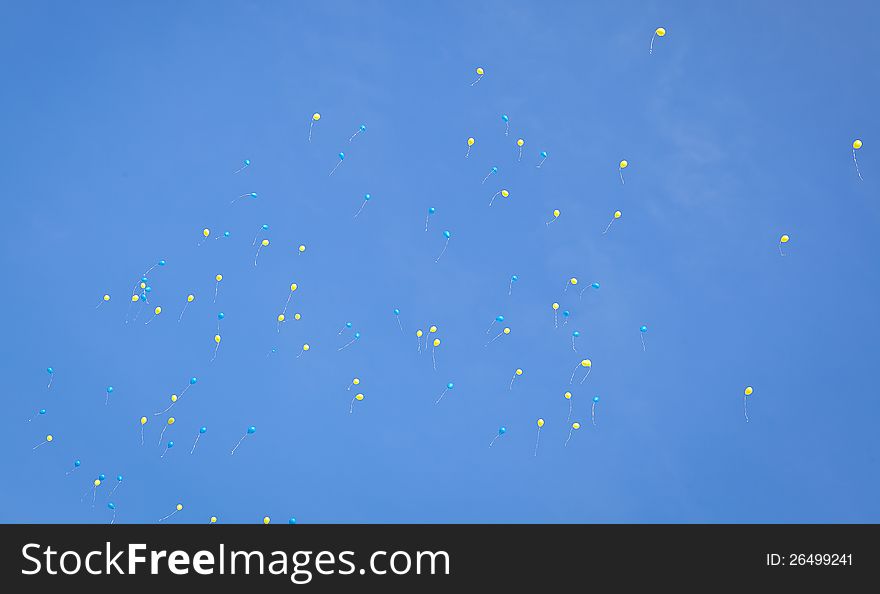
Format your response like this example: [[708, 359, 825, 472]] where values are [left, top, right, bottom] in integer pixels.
[[471, 66, 484, 86], [231, 426, 256, 455], [231, 192, 257, 206], [489, 188, 509, 207], [650, 27, 666, 54], [435, 382, 454, 405], [159, 503, 183, 523], [603, 210, 622, 234], [744, 386, 754, 422], [435, 230, 452, 262], [465, 136, 475, 158], [509, 368, 523, 390], [486, 325, 511, 347], [354, 193, 371, 218], [425, 207, 436, 231], [536, 151, 548, 168], [570, 358, 592, 384], [328, 152, 345, 176], [190, 426, 208, 454], [308, 112, 320, 142], [534, 418, 545, 456], [350, 391, 365, 413], [481, 166, 498, 184], [489, 426, 507, 447], [639, 325, 648, 351], [852, 139, 863, 180], [233, 159, 250, 174], [546, 209, 561, 225], [592, 396, 600, 427], [349, 123, 367, 143], [178, 293, 195, 323], [778, 234, 790, 256], [564, 422, 581, 447]]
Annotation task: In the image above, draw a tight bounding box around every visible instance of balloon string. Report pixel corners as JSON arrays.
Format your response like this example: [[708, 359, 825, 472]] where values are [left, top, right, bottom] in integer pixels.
[[509, 376, 516, 390], [570, 366, 579, 384], [396, 317, 403, 333], [568, 401, 573, 424], [190, 435, 200, 454], [140, 427, 144, 446], [554, 311, 558, 328], [602, 220, 614, 235], [32, 441, 47, 450], [505, 122, 509, 136], [489, 192, 499, 206], [592, 403, 597, 427], [534, 429, 541, 457], [432, 347, 437, 371], [481, 173, 491, 184], [158, 510, 176, 522], [580, 368, 592, 384], [354, 201, 367, 218], [424, 215, 430, 232], [744, 396, 750, 423], [489, 435, 499, 447], [213, 283, 220, 303], [154, 403, 174, 416], [640, 334, 646, 352], [853, 150, 863, 181], [565, 429, 573, 447], [572, 337, 577, 352], [349, 130, 359, 142], [178, 303, 188, 323], [619, 169, 625, 184], [508, 280, 514, 296], [349, 398, 356, 413], [211, 343, 220, 363], [111, 510, 116, 525], [158, 426, 167, 446], [160, 446, 169, 459], [329, 161, 343, 176], [308, 121, 313, 143], [485, 333, 502, 347], [465, 147, 471, 158], [254, 246, 261, 267], [470, 75, 482, 86], [650, 33, 656, 54], [230, 435, 246, 455], [485, 321, 495, 334], [435, 239, 449, 263], [338, 339, 355, 351], [233, 164, 248, 174], [434, 388, 446, 405]]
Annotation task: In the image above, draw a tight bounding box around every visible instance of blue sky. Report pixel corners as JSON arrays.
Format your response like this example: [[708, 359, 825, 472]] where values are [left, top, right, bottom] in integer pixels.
[[1, 1, 878, 523]]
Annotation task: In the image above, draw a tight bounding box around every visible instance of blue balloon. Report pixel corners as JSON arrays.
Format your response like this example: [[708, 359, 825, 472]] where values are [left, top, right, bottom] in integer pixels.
[[116, 474, 123, 482], [443, 230, 451, 238], [141, 277, 148, 283], [511, 275, 519, 282], [145, 286, 152, 293], [354, 332, 361, 339], [540, 151, 548, 158], [108, 502, 116, 510], [167, 441, 174, 448], [47, 367, 54, 374], [393, 308, 400, 315], [158, 260, 166, 266], [591, 282, 600, 289], [200, 426, 207, 434], [223, 231, 230, 237], [99, 474, 106, 481], [572, 331, 580, 337], [218, 312, 225, 320], [640, 325, 648, 333], [244, 159, 250, 166], [364, 193, 371, 201], [491, 166, 498, 174], [74, 460, 81, 467], [360, 124, 367, 132], [345, 321, 352, 328], [562, 310, 570, 318], [495, 315, 504, 322], [593, 396, 600, 403], [190, 377, 198, 385], [288, 518, 297, 524], [501, 114, 509, 122], [498, 426, 507, 435], [247, 426, 257, 434], [447, 382, 454, 390], [39, 409, 46, 415], [428, 207, 436, 215], [338, 152, 345, 160], [106, 386, 114, 393], [261, 224, 269, 230]]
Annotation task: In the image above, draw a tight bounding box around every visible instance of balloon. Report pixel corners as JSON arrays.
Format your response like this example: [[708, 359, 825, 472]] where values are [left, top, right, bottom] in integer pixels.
[[591, 396, 600, 426], [289, 518, 297, 525], [743, 387, 754, 422], [508, 274, 519, 295], [534, 419, 544, 456], [471, 67, 485, 85], [509, 368, 523, 390], [778, 234, 790, 256], [565, 422, 581, 447], [476, 67, 484, 75], [517, 138, 524, 147], [853, 139, 863, 150], [489, 426, 507, 447], [263, 517, 271, 525], [650, 28, 666, 53], [299, 244, 307, 253], [744, 386, 753, 396], [312, 113, 321, 121], [231, 426, 256, 455], [211, 516, 218, 524], [467, 137, 475, 146], [501, 114, 510, 135], [436, 231, 452, 262], [537, 151, 549, 168], [159, 503, 184, 522], [349, 124, 367, 142], [433, 338, 441, 347], [329, 153, 345, 176], [656, 27, 666, 36]]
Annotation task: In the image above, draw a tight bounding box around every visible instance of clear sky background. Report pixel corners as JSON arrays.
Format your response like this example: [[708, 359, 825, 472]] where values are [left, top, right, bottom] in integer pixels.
[[1, 1, 878, 523]]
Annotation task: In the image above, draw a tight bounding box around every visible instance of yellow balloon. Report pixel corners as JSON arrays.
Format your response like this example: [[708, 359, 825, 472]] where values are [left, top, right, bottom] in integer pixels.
[[94, 479, 101, 487], [619, 160, 628, 169], [140, 282, 146, 289], [302, 344, 310, 351], [537, 418, 545, 428], [552, 302, 560, 310], [429, 325, 438, 333], [131, 295, 139, 302], [168, 417, 175, 425], [416, 329, 423, 337], [744, 386, 753, 396], [501, 189, 509, 198], [353, 378, 360, 385], [581, 359, 592, 367], [215, 274, 223, 282], [210, 516, 217, 523], [656, 27, 666, 36], [515, 368, 523, 375], [503, 327, 510, 335], [103, 294, 110, 301], [203, 228, 210, 237], [298, 245, 307, 253], [187, 294, 194, 302], [564, 391, 572, 400], [294, 313, 301, 320], [570, 277, 578, 285], [154, 306, 162, 315], [46, 434, 54, 442], [290, 283, 298, 292], [853, 139, 862, 150], [517, 138, 524, 147], [467, 137, 475, 146], [780, 235, 790, 243], [261, 239, 269, 246], [140, 416, 147, 425], [572, 422, 581, 430], [614, 210, 622, 218], [278, 314, 285, 322], [356, 393, 364, 401], [171, 394, 178, 402], [433, 338, 441, 347], [263, 516, 271, 524], [312, 113, 321, 121], [553, 209, 560, 217], [214, 334, 221, 343], [176, 504, 183, 511], [476, 67, 484, 75]]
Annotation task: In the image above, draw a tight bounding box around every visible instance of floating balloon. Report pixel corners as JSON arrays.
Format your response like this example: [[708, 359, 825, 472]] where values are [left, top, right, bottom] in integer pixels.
[[564, 422, 581, 447], [486, 326, 511, 347], [231, 192, 258, 205], [563, 277, 579, 294], [779, 234, 790, 256], [580, 281, 600, 299], [297, 343, 311, 358], [160, 440, 174, 459], [145, 305, 162, 325], [233, 159, 250, 174], [105, 386, 114, 406], [592, 396, 600, 427], [281, 282, 299, 317], [562, 310, 571, 326], [329, 152, 345, 176], [33, 434, 53, 450], [96, 293, 111, 308], [65, 459, 82, 476], [108, 474, 124, 496], [744, 386, 753, 422], [210, 516, 218, 524], [298, 244, 307, 254], [572, 330, 580, 352], [158, 417, 175, 446], [425, 207, 436, 232], [416, 329, 424, 353], [253, 238, 270, 267], [190, 426, 207, 454], [471, 66, 484, 86], [618, 160, 628, 184], [198, 228, 210, 246], [47, 367, 54, 389], [349, 392, 365, 413], [534, 418, 544, 456], [83, 476, 102, 507], [213, 274, 223, 303], [158, 503, 184, 523], [393, 308, 403, 332], [465, 136, 476, 158], [481, 166, 498, 184], [347, 377, 360, 391], [435, 230, 452, 263], [139, 416, 147, 445], [231, 426, 256, 455], [354, 193, 372, 218], [26, 408, 46, 422], [252, 224, 269, 246], [501, 113, 510, 135], [536, 150, 548, 168], [108, 502, 117, 524], [852, 139, 863, 180], [639, 325, 648, 351], [308, 113, 320, 142], [516, 138, 525, 162], [509, 368, 523, 390], [338, 331, 361, 351], [650, 27, 666, 54], [349, 123, 367, 143], [216, 312, 225, 333], [508, 274, 519, 296], [489, 188, 509, 207], [603, 210, 622, 235], [570, 358, 592, 384], [435, 382, 454, 405], [563, 391, 574, 423], [337, 321, 353, 335], [178, 293, 195, 323], [431, 337, 442, 371], [485, 314, 504, 334], [546, 209, 561, 226], [489, 426, 507, 447]]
